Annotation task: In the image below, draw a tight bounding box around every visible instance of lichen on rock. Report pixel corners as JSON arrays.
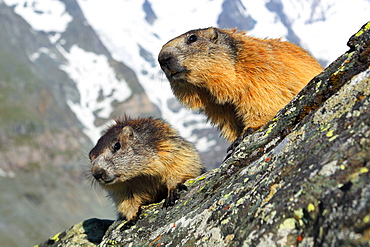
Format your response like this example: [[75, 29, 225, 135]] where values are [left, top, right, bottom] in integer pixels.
[[39, 22, 370, 247], [37, 218, 113, 247]]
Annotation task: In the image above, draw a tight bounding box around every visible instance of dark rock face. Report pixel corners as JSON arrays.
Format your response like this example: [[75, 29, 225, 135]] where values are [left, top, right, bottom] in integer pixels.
[[38, 22, 370, 247]]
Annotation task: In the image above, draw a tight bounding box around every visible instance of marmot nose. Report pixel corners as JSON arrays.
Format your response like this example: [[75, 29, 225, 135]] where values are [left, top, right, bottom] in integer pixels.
[[158, 51, 173, 68], [92, 166, 106, 181]]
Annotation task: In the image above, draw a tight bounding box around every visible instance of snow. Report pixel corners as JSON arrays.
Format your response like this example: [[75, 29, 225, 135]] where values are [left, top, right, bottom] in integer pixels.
[[58, 45, 132, 142], [242, 0, 289, 38], [3, 0, 72, 33], [280, 0, 370, 63], [29, 47, 48, 61]]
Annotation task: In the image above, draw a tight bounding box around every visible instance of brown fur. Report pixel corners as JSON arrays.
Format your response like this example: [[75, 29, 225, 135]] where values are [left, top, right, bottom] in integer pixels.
[[89, 115, 204, 221], [158, 27, 323, 142]]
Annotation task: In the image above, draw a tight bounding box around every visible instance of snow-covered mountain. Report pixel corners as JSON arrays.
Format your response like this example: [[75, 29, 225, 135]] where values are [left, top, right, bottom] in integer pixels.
[[3, 0, 370, 166]]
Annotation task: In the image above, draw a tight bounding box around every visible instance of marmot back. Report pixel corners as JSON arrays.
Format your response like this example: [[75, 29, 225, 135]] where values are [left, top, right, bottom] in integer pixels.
[[89, 115, 204, 222], [158, 27, 323, 142]]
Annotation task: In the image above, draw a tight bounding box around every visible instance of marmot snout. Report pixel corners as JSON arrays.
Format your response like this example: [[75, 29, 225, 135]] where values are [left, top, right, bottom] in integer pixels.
[[159, 27, 323, 142], [158, 46, 190, 81]]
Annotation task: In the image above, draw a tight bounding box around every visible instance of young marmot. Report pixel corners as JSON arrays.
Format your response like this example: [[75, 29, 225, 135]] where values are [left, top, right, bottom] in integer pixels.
[[158, 27, 323, 142], [89, 115, 204, 221]]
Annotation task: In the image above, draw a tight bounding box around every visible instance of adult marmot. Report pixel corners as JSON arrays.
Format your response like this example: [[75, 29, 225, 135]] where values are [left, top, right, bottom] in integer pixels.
[[89, 115, 204, 221], [158, 27, 323, 142]]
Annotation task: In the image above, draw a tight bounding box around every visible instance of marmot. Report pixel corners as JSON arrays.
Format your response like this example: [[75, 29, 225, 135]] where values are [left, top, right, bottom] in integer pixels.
[[89, 115, 204, 221], [158, 27, 323, 142]]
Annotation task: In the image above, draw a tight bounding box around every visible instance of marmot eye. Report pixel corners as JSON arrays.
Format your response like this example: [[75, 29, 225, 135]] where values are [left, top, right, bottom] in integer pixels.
[[113, 142, 121, 152], [187, 34, 198, 44]]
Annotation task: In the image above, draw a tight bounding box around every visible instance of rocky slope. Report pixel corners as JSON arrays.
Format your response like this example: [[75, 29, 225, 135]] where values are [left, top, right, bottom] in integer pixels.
[[38, 22, 370, 247]]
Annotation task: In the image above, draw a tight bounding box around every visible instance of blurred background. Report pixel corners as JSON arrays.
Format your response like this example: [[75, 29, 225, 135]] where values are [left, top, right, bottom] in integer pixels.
[[0, 0, 369, 245]]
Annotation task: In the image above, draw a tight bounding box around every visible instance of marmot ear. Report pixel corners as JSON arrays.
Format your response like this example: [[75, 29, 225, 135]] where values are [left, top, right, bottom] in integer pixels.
[[207, 27, 218, 42], [121, 126, 134, 139]]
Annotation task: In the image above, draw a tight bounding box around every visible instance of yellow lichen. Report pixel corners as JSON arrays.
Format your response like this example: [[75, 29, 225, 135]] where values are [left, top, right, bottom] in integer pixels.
[[221, 218, 230, 225], [197, 186, 205, 193], [118, 222, 127, 230], [235, 186, 245, 194], [187, 179, 195, 185], [279, 218, 296, 230], [329, 135, 338, 142], [223, 192, 233, 199], [355, 22, 370, 37], [263, 123, 276, 137], [107, 240, 118, 245], [187, 174, 207, 186], [236, 197, 245, 206], [363, 214, 370, 224], [294, 208, 304, 219], [349, 167, 369, 183], [319, 124, 331, 132], [353, 110, 361, 117], [322, 209, 329, 216], [360, 167, 369, 174], [51, 233, 60, 242], [308, 203, 315, 212], [326, 130, 334, 137], [332, 52, 354, 76]]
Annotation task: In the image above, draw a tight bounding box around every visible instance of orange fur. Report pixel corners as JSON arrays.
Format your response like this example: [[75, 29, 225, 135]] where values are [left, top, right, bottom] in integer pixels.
[[158, 27, 323, 142]]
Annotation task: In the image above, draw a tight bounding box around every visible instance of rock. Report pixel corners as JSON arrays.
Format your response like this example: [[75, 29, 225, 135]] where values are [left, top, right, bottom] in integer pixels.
[[38, 22, 370, 247], [37, 218, 113, 247]]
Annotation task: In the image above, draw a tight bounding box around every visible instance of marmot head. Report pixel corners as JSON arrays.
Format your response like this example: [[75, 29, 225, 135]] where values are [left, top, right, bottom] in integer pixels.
[[89, 118, 157, 186], [158, 27, 240, 89], [89, 124, 137, 186]]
